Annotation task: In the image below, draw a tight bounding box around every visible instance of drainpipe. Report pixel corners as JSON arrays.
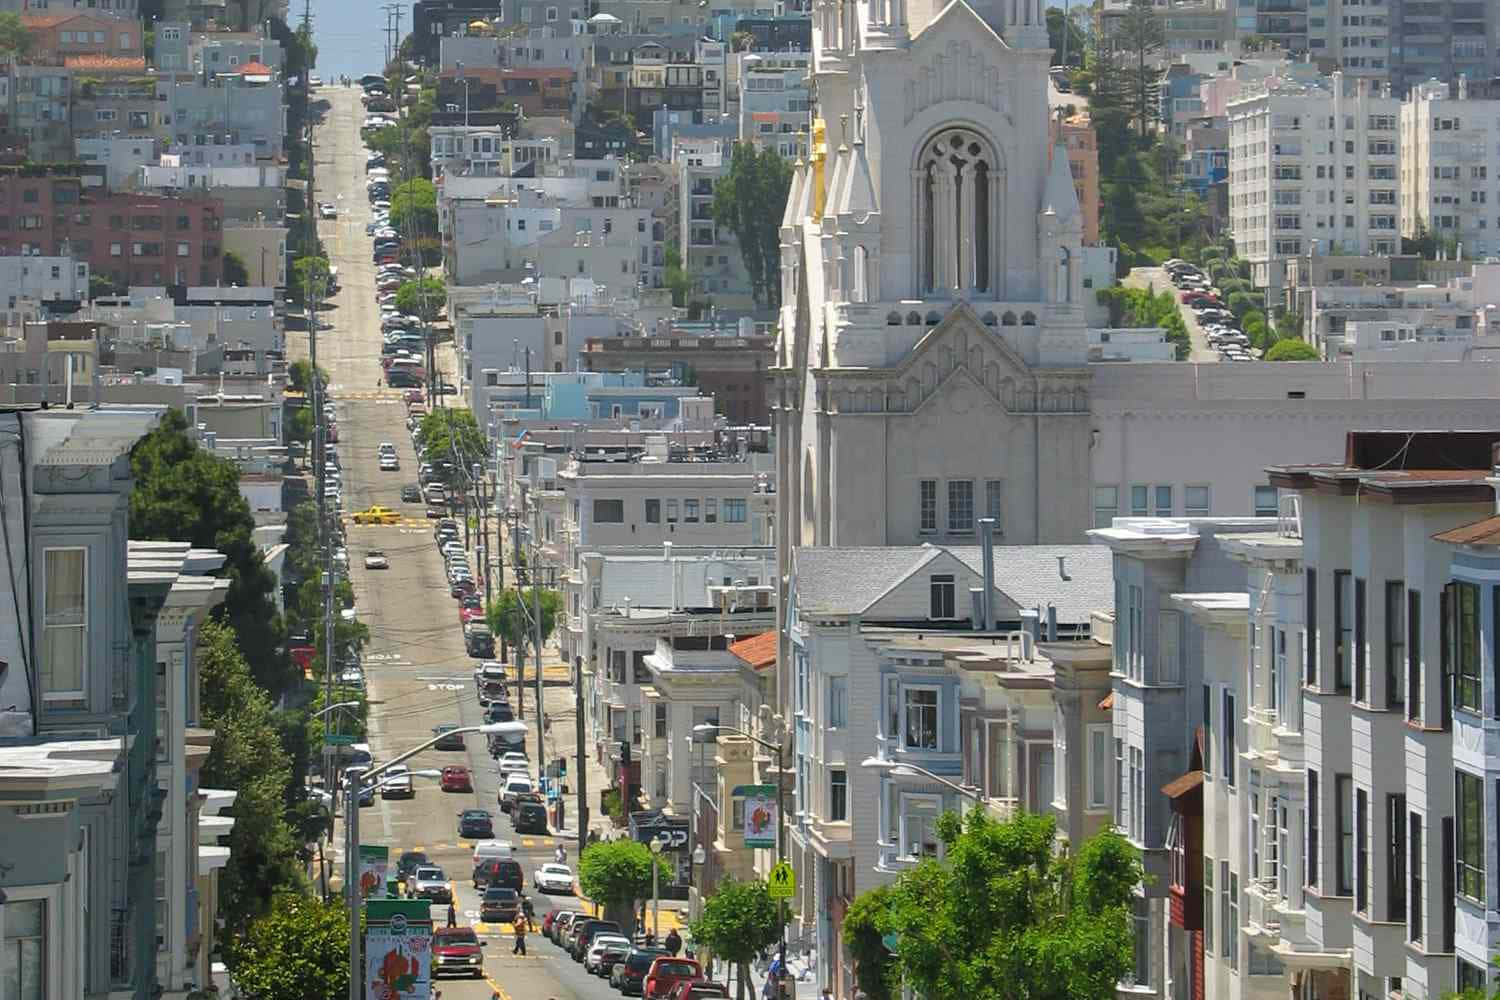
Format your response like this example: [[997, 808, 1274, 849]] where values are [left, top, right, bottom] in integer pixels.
[[979, 517, 997, 631]]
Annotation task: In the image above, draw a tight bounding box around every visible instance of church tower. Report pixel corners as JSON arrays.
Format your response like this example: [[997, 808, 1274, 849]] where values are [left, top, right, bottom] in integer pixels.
[[772, 0, 1095, 610]]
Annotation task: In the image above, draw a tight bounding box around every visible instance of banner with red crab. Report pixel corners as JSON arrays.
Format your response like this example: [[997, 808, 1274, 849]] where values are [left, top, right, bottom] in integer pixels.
[[366, 899, 434, 1000]]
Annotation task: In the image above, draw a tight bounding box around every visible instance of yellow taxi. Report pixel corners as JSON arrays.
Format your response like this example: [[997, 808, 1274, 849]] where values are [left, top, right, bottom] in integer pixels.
[[352, 505, 401, 525]]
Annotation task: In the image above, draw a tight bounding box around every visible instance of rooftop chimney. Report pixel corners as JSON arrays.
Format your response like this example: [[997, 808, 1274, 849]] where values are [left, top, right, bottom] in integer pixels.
[[979, 517, 997, 630]]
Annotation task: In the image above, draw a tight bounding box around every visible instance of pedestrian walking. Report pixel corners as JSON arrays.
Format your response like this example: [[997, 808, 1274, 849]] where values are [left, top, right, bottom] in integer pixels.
[[513, 918, 528, 955], [664, 928, 682, 956], [447, 902, 457, 928], [522, 893, 536, 930], [555, 843, 567, 864]]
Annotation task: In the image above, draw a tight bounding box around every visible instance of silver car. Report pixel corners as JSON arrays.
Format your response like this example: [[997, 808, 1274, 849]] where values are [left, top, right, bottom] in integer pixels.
[[410, 866, 452, 903]]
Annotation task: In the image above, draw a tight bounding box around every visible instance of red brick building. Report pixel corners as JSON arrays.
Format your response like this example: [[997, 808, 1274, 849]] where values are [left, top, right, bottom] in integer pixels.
[[0, 166, 224, 287]]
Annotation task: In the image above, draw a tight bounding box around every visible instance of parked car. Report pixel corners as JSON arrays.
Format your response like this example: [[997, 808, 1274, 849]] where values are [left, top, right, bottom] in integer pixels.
[[499, 772, 534, 813], [643, 957, 704, 1000], [614, 949, 671, 994], [479, 886, 521, 924], [410, 866, 452, 903], [570, 923, 624, 959], [432, 926, 486, 978], [465, 625, 495, 659], [551, 910, 583, 944], [485, 701, 515, 724], [587, 935, 634, 975], [440, 765, 473, 792], [513, 800, 549, 834], [533, 862, 574, 894], [668, 983, 730, 1000], [457, 809, 494, 839]]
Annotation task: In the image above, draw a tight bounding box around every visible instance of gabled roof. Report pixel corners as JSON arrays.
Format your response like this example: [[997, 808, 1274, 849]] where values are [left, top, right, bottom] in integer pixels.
[[911, 0, 1006, 46], [792, 544, 1111, 625], [64, 55, 148, 71], [1434, 515, 1500, 547]]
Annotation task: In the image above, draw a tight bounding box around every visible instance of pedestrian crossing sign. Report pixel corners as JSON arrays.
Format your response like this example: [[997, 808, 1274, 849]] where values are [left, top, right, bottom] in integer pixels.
[[768, 861, 795, 899]]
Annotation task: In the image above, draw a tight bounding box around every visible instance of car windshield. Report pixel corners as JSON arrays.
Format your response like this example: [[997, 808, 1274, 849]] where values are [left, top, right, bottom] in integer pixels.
[[462, 811, 489, 820], [484, 888, 517, 900], [542, 865, 570, 876], [628, 951, 668, 969], [400, 852, 427, 866], [436, 928, 480, 944], [595, 936, 631, 949], [415, 867, 444, 880], [656, 962, 698, 976]]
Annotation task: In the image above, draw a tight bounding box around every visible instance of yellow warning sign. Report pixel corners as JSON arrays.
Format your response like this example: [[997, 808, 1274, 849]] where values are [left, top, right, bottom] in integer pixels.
[[768, 860, 795, 899]]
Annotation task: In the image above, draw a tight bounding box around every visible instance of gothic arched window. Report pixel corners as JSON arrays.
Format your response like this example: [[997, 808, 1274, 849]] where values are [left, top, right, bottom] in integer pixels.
[[915, 128, 999, 297]]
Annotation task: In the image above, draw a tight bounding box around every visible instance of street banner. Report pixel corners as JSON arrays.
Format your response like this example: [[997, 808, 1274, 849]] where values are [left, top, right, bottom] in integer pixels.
[[734, 784, 779, 849], [366, 899, 434, 1000], [358, 844, 391, 900]]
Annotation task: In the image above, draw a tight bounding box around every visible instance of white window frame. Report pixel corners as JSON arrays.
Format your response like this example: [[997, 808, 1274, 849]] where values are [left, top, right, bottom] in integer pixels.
[[1087, 723, 1111, 811], [901, 684, 941, 751], [827, 675, 847, 729], [41, 545, 87, 701], [2, 883, 61, 1000], [897, 791, 943, 858]]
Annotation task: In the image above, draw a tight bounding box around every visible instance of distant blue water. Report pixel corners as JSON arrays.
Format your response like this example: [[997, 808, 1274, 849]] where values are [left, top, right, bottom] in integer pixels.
[[307, 0, 394, 84]]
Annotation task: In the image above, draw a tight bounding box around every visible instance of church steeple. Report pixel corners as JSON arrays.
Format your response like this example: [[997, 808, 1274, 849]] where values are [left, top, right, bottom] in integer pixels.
[[997, 0, 1049, 50]]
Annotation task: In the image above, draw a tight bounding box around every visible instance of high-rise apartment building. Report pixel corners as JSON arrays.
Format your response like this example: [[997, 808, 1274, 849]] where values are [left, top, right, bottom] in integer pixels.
[[1228, 74, 1400, 289], [1399, 77, 1500, 258]]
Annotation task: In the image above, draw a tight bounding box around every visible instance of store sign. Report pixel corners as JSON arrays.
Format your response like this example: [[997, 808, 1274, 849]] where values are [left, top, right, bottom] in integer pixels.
[[358, 845, 391, 900], [366, 900, 434, 1000]]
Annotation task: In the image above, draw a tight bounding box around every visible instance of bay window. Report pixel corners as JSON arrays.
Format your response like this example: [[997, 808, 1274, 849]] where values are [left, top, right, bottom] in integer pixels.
[[42, 546, 87, 700]]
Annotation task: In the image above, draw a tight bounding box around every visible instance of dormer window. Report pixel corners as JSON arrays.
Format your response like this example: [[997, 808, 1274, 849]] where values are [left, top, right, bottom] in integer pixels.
[[929, 574, 955, 619]]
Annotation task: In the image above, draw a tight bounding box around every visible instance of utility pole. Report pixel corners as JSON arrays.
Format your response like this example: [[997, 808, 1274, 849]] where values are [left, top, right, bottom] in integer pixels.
[[477, 463, 492, 607], [575, 654, 588, 855], [531, 499, 545, 765], [511, 508, 526, 716]]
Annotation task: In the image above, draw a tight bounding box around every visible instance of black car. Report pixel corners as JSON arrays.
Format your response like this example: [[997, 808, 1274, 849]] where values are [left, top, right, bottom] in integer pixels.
[[513, 800, 548, 834], [457, 809, 494, 839], [433, 724, 465, 751], [465, 629, 495, 659], [473, 857, 524, 891], [485, 702, 514, 724], [401, 484, 422, 503], [479, 887, 520, 924], [395, 850, 430, 881], [614, 948, 672, 995]]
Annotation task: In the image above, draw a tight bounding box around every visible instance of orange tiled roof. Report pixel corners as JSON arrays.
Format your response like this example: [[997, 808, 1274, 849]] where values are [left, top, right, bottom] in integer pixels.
[[728, 630, 776, 671], [21, 13, 85, 28], [229, 60, 273, 76], [64, 55, 148, 71]]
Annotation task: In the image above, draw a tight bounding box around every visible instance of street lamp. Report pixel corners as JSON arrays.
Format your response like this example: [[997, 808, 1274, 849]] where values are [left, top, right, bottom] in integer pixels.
[[309, 700, 361, 720], [691, 721, 789, 975], [649, 836, 665, 939], [859, 755, 990, 805], [344, 721, 527, 1000]]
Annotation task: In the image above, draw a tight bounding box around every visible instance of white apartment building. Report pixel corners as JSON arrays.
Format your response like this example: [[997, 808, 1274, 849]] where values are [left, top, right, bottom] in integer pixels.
[[697, 39, 726, 113], [1228, 74, 1400, 290], [737, 51, 810, 160], [675, 136, 755, 306], [1399, 78, 1500, 258]]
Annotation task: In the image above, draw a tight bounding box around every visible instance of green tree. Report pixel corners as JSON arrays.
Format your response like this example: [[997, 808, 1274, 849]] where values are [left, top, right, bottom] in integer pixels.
[[223, 250, 250, 286], [130, 410, 288, 692], [1114, 0, 1165, 138], [285, 406, 314, 457], [848, 810, 1142, 1000], [304, 683, 368, 756], [288, 359, 325, 394], [712, 142, 793, 308], [390, 177, 438, 235], [690, 878, 786, 1000], [89, 273, 125, 301], [291, 254, 331, 302], [578, 839, 664, 934], [229, 894, 348, 999], [197, 621, 306, 936], [488, 587, 562, 668], [844, 885, 899, 1000], [664, 243, 693, 307], [1265, 339, 1320, 361], [395, 277, 444, 320], [0, 12, 33, 58], [415, 408, 486, 484], [1046, 6, 1086, 67]]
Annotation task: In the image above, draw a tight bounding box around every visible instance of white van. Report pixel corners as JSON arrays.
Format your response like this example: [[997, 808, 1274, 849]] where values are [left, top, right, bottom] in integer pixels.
[[471, 840, 514, 865]]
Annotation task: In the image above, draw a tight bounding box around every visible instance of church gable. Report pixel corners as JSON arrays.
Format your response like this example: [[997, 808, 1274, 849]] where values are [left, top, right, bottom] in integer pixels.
[[890, 305, 1029, 412], [903, 8, 1014, 127]]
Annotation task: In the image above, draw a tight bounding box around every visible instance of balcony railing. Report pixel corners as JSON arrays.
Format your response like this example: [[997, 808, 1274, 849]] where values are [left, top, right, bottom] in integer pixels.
[[110, 906, 131, 984], [1278, 494, 1301, 539]]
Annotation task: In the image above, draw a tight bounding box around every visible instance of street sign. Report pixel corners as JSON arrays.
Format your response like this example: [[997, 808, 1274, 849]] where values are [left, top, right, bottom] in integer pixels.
[[325, 732, 357, 746], [655, 828, 688, 849], [768, 860, 795, 899]]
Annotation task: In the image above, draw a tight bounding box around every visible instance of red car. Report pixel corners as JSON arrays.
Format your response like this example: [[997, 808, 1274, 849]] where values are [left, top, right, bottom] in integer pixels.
[[644, 957, 703, 1000], [440, 765, 473, 792], [405, 389, 425, 404], [667, 982, 729, 1000], [431, 926, 485, 978], [460, 604, 486, 625]]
